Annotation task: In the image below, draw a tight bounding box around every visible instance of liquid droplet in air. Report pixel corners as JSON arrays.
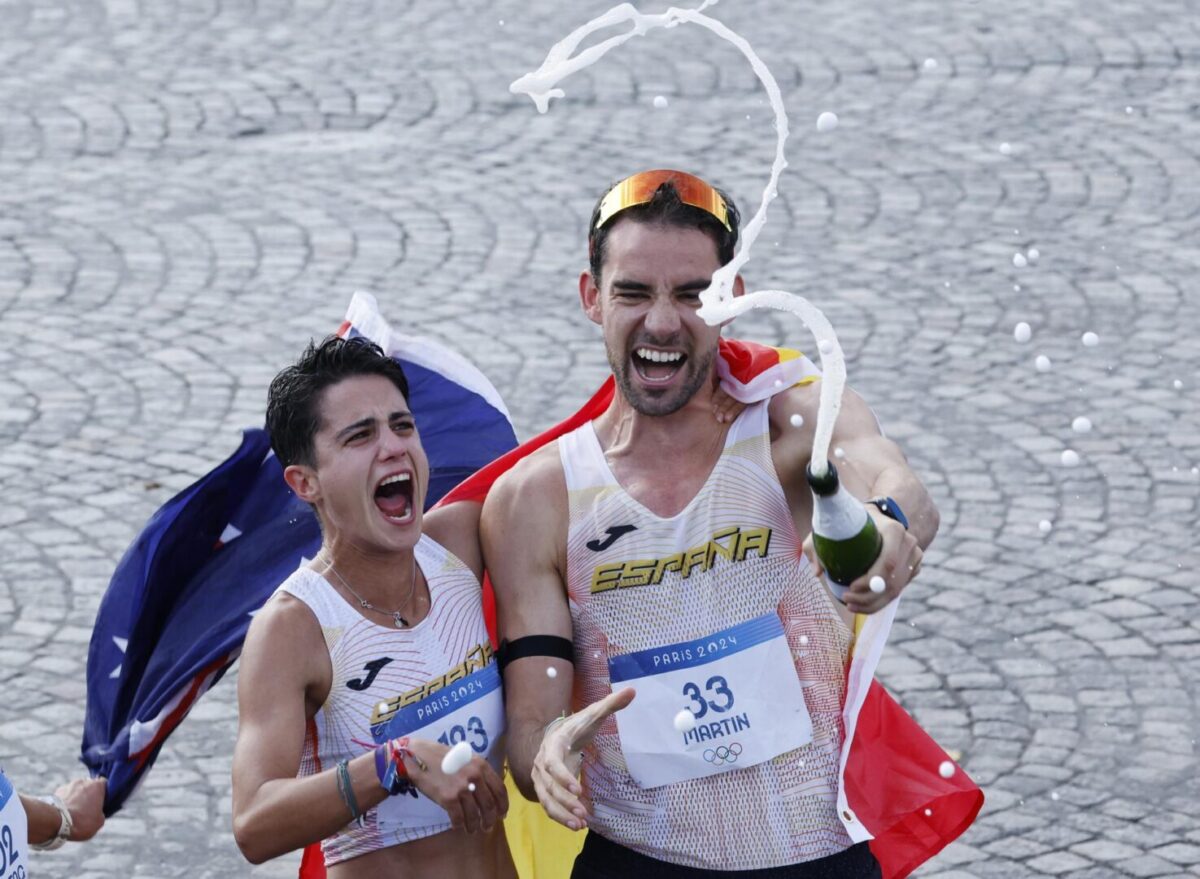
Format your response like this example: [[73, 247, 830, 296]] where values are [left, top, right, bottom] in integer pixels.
[[441, 741, 473, 774], [1027, 247, 1040, 263], [1081, 332, 1099, 347], [652, 95, 668, 109], [938, 760, 956, 779], [1061, 449, 1080, 467], [999, 142, 1013, 155], [1039, 520, 1052, 534], [789, 413, 804, 428], [673, 709, 697, 732], [869, 576, 886, 594], [1173, 379, 1183, 390], [1012, 253, 1028, 268], [922, 57, 938, 71], [1035, 355, 1052, 372], [1072, 416, 1092, 433], [816, 111, 839, 132], [546, 666, 558, 679], [1013, 322, 1032, 343]]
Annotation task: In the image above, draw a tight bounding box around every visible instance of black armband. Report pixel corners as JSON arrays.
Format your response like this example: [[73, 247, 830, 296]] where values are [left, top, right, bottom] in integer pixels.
[[496, 635, 575, 672]]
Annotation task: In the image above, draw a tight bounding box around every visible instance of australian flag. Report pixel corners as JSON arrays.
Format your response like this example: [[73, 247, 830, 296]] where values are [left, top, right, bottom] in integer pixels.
[[81, 292, 517, 814]]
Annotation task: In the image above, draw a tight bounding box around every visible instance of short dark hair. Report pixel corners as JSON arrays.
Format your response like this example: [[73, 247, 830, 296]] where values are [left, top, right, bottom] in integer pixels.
[[587, 179, 741, 285], [266, 335, 410, 469]]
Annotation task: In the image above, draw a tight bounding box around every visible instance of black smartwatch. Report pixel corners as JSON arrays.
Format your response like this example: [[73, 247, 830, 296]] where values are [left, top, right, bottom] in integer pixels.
[[868, 497, 909, 530]]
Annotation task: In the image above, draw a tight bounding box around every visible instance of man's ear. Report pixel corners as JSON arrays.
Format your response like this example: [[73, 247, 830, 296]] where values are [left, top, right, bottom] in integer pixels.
[[579, 270, 602, 325], [283, 463, 320, 505]]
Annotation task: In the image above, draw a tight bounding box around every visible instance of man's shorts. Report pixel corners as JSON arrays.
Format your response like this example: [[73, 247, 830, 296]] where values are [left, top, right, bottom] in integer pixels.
[[571, 833, 883, 879]]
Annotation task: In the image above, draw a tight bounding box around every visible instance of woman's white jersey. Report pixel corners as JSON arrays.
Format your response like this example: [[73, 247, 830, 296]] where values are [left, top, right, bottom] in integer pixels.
[[559, 400, 855, 870], [276, 534, 500, 867]]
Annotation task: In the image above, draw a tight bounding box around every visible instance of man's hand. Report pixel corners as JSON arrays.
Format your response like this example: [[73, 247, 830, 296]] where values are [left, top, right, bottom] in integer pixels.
[[55, 777, 107, 842], [711, 385, 746, 424], [803, 509, 923, 615], [533, 689, 635, 831], [405, 738, 509, 833]]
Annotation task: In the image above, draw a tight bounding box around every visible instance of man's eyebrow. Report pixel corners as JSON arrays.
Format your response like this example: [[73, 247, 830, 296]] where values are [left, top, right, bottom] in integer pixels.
[[612, 278, 651, 291], [675, 279, 712, 293]]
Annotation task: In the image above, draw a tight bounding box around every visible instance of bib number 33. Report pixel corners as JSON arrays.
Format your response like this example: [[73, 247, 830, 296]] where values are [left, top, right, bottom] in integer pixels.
[[682, 675, 734, 719]]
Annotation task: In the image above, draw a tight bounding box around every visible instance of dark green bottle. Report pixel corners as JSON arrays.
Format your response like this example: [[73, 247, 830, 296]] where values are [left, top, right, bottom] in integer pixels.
[[806, 462, 882, 587]]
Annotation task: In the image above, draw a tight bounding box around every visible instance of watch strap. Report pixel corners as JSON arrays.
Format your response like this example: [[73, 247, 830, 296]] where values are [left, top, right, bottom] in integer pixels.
[[868, 496, 909, 530]]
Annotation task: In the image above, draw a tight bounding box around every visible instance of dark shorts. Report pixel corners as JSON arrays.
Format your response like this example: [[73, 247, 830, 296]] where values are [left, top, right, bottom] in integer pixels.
[[571, 832, 883, 879]]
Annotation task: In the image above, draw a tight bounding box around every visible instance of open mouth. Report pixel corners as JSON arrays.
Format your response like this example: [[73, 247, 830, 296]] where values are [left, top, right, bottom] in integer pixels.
[[631, 347, 687, 384], [374, 472, 415, 523]]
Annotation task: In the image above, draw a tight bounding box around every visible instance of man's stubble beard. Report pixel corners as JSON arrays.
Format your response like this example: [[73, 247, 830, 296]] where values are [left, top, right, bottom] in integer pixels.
[[608, 343, 716, 417]]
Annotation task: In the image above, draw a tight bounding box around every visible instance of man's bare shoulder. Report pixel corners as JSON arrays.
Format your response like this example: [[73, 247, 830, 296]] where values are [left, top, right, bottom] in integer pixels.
[[487, 442, 567, 510], [766, 380, 822, 434]]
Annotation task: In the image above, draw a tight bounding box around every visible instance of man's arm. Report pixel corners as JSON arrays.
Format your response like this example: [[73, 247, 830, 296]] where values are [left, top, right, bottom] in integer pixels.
[[20, 778, 106, 845], [480, 452, 577, 806], [773, 384, 938, 614]]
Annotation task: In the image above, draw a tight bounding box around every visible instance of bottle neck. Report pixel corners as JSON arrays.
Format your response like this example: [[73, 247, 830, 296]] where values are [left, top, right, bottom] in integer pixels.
[[811, 481, 870, 541]]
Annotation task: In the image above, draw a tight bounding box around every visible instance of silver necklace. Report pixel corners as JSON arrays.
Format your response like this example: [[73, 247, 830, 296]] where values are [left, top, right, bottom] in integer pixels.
[[324, 559, 418, 628]]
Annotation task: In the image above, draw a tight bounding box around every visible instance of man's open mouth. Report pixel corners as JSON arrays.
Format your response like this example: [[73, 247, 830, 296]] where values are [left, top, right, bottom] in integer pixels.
[[631, 347, 687, 384], [374, 472, 414, 523]]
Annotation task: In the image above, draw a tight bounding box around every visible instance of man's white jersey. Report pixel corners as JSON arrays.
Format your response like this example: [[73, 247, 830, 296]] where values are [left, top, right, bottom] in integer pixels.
[[560, 400, 855, 870], [276, 535, 500, 866], [1, 769, 29, 878]]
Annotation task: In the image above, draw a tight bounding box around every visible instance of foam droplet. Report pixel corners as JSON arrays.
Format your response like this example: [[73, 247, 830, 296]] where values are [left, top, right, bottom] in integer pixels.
[[938, 760, 956, 779], [774, 379, 783, 387], [998, 142, 1012, 155], [1124, 106, 1133, 114], [546, 666, 558, 679], [1013, 322, 1032, 343], [1050, 791, 1060, 801], [652, 95, 668, 109], [1081, 332, 1099, 347], [378, 701, 389, 713], [834, 447, 845, 459], [819, 339, 834, 353], [1072, 416, 1092, 433], [468, 782, 476, 792], [922, 57, 938, 71], [798, 635, 809, 646], [441, 741, 473, 775], [1038, 519, 1052, 534], [1061, 449, 1080, 467], [1027, 247, 1040, 263], [816, 111, 839, 132], [1035, 355, 1052, 372], [673, 709, 697, 733], [789, 413, 804, 428], [869, 576, 886, 594], [1173, 379, 1183, 390], [1012, 252, 1028, 268], [924, 808, 933, 816]]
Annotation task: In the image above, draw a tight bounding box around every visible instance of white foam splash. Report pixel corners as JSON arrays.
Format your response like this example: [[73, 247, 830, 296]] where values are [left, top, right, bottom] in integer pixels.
[[673, 708, 697, 732], [510, 1, 850, 477], [441, 740, 473, 774], [1013, 322, 1032, 343]]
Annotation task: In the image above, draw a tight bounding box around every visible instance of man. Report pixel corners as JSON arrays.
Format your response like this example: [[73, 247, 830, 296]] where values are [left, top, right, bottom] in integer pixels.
[[481, 170, 936, 877], [0, 772, 106, 870], [232, 336, 514, 877]]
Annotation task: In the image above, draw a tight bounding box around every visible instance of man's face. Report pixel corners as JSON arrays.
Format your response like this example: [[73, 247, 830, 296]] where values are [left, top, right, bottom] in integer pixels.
[[299, 374, 429, 554], [584, 220, 725, 416]]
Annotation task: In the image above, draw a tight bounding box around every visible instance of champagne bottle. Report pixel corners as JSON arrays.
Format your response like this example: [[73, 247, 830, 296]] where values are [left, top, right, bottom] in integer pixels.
[[805, 461, 882, 589]]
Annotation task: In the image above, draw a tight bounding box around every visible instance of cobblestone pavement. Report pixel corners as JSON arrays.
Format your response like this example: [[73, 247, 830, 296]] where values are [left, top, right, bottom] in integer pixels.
[[0, 0, 1197, 876]]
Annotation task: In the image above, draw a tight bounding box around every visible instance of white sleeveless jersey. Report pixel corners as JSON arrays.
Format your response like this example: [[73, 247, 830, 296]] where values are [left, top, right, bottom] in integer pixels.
[[1, 769, 29, 878], [560, 400, 855, 870], [277, 535, 498, 866]]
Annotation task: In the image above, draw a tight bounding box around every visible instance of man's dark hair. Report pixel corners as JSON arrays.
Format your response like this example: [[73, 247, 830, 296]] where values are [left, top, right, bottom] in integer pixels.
[[266, 335, 410, 469], [587, 179, 741, 285]]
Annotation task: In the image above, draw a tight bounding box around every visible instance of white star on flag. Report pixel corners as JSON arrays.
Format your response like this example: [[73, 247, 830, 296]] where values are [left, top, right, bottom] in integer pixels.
[[110, 636, 128, 679]]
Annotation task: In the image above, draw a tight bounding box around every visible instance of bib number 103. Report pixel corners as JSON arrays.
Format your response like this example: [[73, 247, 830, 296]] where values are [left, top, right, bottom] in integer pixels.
[[682, 675, 735, 720], [437, 716, 489, 753]]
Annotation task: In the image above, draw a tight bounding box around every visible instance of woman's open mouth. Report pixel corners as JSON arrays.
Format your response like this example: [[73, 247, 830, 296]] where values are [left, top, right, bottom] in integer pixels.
[[374, 472, 415, 523]]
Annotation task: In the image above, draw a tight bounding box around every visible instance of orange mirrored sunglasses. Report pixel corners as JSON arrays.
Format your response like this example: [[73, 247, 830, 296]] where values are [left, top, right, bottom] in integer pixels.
[[593, 169, 732, 233]]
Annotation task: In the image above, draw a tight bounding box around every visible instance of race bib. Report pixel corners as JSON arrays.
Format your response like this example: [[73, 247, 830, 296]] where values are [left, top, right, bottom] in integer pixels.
[[0, 770, 29, 879], [370, 663, 504, 830], [608, 613, 811, 789]]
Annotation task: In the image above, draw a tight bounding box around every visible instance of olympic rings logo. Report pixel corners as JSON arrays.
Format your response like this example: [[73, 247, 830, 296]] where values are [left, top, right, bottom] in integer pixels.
[[702, 742, 743, 765]]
